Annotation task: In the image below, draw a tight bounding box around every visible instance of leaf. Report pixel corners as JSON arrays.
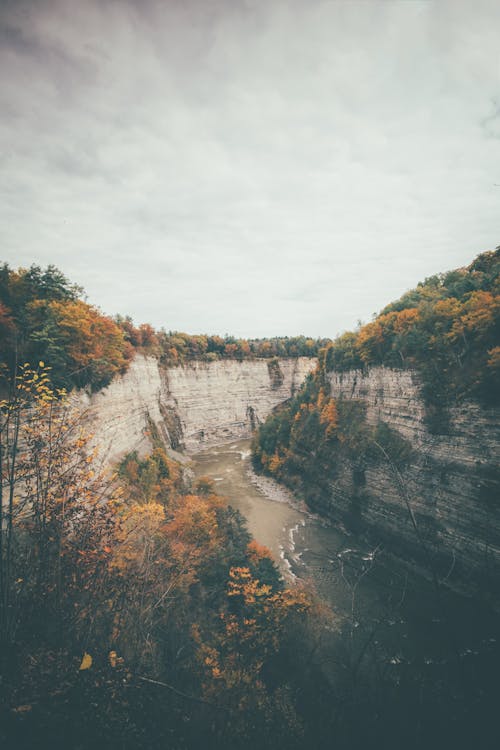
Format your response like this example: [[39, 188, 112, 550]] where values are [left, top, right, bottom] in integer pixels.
[[79, 652, 92, 671], [12, 704, 32, 713]]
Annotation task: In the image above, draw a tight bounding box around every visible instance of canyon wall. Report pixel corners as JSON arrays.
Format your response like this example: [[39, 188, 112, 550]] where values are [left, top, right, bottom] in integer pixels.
[[321, 367, 500, 593], [77, 356, 499, 593], [78, 355, 316, 463]]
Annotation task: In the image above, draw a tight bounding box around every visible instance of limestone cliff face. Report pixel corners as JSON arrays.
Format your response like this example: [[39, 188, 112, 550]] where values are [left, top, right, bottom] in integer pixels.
[[160, 358, 316, 451], [79, 355, 316, 463], [77, 356, 167, 464], [322, 367, 500, 592]]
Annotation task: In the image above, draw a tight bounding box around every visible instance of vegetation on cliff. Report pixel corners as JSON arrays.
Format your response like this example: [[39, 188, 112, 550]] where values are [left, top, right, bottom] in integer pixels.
[[324, 248, 499, 412], [253, 247, 499, 498], [252, 368, 412, 518], [0, 263, 325, 395], [252, 247, 499, 534], [0, 264, 133, 392], [116, 321, 329, 366], [0, 366, 331, 749], [248, 249, 500, 750]]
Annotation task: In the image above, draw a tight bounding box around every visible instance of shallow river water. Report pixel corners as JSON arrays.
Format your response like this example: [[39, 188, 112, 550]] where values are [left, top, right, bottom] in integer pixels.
[[191, 439, 499, 677]]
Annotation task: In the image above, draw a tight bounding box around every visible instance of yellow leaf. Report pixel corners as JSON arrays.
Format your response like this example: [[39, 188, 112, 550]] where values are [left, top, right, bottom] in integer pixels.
[[12, 704, 32, 714], [39, 361, 45, 367], [108, 650, 117, 668], [79, 652, 92, 671]]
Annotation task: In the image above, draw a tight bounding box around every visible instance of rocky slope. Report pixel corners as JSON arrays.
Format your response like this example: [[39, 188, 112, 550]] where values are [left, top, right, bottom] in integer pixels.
[[322, 367, 500, 593], [78, 354, 316, 463]]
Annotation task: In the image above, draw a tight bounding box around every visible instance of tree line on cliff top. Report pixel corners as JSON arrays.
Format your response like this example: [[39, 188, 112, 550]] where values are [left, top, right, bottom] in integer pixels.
[[0, 263, 327, 393], [324, 247, 499, 410], [1, 247, 497, 403], [253, 248, 499, 510], [2, 359, 495, 750]]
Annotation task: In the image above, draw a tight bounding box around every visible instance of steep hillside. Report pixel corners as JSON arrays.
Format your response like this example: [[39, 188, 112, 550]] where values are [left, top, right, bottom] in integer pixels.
[[325, 248, 499, 429], [252, 249, 500, 596]]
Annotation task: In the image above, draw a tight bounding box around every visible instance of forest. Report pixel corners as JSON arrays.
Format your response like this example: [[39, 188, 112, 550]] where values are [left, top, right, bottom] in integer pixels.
[[1, 251, 498, 749], [0, 267, 333, 748], [0, 263, 328, 395], [0, 364, 337, 749], [252, 248, 500, 544], [324, 248, 499, 419]]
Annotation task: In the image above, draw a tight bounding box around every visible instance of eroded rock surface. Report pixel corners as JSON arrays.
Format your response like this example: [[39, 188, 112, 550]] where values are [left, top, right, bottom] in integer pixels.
[[79, 355, 316, 462], [323, 367, 500, 593]]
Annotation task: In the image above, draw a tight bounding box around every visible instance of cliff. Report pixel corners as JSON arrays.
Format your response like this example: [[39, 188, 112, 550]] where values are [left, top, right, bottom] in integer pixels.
[[78, 355, 316, 463], [323, 366, 500, 593]]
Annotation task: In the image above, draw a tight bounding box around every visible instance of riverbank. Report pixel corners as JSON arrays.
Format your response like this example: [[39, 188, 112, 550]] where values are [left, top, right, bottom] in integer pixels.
[[190, 438, 500, 731]]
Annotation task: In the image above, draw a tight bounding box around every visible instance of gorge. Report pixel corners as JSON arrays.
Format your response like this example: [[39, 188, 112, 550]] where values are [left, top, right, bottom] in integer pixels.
[[78, 353, 499, 599], [78, 348, 499, 700], [78, 354, 316, 461], [1, 255, 498, 750], [321, 365, 499, 595]]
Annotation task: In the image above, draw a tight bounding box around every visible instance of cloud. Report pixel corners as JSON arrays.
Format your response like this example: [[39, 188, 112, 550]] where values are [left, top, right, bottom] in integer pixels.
[[1, 0, 499, 337]]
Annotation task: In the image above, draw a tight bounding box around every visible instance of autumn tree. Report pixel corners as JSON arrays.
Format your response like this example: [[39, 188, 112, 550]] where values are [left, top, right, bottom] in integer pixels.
[[323, 247, 500, 410], [192, 565, 312, 746], [0, 361, 122, 727], [0, 265, 133, 392]]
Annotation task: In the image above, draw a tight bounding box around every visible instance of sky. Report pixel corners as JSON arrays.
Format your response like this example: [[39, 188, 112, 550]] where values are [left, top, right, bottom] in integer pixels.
[[0, 0, 499, 338]]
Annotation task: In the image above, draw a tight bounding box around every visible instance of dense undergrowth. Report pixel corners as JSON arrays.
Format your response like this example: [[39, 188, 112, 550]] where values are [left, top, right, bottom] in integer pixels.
[[2, 367, 496, 750], [252, 366, 412, 519], [0, 366, 335, 750], [1, 245, 498, 746]]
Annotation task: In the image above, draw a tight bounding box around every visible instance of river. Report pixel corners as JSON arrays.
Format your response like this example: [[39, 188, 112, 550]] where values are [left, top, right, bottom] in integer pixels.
[[191, 439, 499, 691]]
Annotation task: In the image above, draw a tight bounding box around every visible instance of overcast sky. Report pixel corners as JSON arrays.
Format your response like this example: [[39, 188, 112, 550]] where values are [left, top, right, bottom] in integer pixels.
[[1, 0, 499, 338]]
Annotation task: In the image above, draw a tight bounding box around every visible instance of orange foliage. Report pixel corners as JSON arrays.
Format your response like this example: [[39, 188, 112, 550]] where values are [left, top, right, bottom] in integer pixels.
[[138, 323, 158, 347], [356, 318, 385, 363], [461, 291, 500, 337], [268, 452, 283, 473], [392, 307, 420, 333], [356, 309, 420, 363], [28, 298, 131, 388], [319, 397, 338, 436], [194, 566, 311, 708], [161, 493, 224, 589], [487, 346, 500, 374], [246, 540, 274, 565]]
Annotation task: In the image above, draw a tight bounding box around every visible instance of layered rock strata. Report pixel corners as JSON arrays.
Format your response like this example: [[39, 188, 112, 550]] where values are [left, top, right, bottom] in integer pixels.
[[78, 355, 315, 463], [321, 367, 500, 593]]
